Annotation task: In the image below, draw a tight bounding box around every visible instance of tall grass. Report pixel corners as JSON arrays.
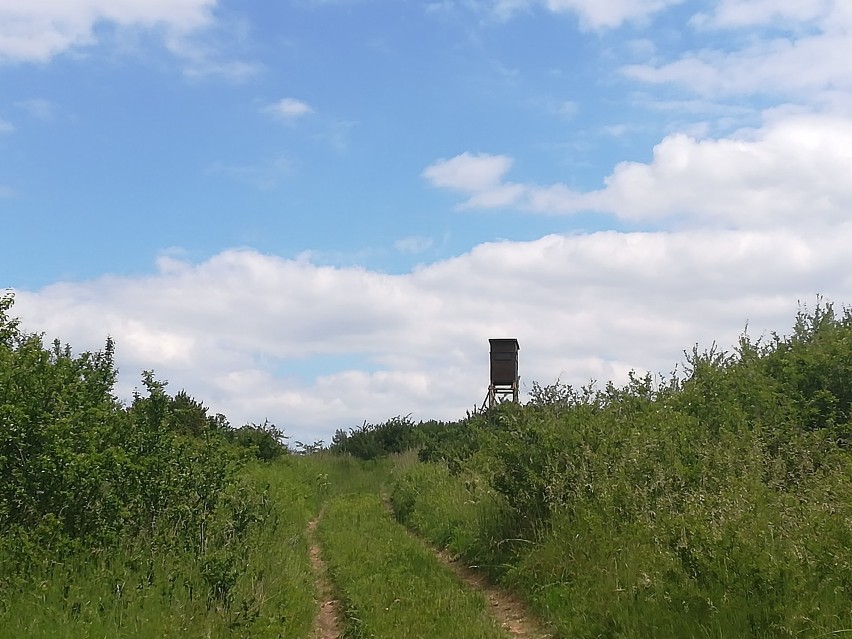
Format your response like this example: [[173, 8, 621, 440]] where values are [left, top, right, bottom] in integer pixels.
[[1, 293, 326, 637], [392, 303, 852, 638], [390, 462, 513, 578], [0, 456, 335, 638], [317, 492, 510, 639]]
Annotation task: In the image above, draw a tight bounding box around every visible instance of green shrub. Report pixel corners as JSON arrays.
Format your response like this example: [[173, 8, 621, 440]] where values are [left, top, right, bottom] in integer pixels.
[[0, 293, 262, 606], [227, 420, 288, 461], [394, 301, 852, 637], [330, 415, 419, 459]]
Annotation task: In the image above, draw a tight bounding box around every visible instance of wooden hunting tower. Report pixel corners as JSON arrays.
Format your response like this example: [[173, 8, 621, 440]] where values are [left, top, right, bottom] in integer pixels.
[[487, 338, 520, 408]]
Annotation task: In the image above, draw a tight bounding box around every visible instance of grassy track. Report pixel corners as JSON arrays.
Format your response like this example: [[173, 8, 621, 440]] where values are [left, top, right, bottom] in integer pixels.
[[317, 492, 510, 639]]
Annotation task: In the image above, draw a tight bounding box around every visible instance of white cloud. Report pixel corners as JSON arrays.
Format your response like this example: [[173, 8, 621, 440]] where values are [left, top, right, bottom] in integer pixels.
[[0, 0, 256, 79], [691, 0, 838, 30], [311, 119, 356, 154], [170, 39, 261, 82], [590, 115, 852, 225], [422, 151, 514, 193], [491, 0, 532, 20], [542, 0, 684, 28], [431, 0, 681, 27], [555, 100, 579, 117], [424, 2, 457, 14], [625, 34, 852, 99], [625, 1, 852, 100], [639, 98, 754, 118], [424, 113, 852, 229], [489, 0, 683, 28], [531, 97, 580, 119], [263, 98, 315, 121], [0, 118, 13, 133], [11, 227, 852, 443], [601, 123, 630, 137], [0, 0, 216, 63]]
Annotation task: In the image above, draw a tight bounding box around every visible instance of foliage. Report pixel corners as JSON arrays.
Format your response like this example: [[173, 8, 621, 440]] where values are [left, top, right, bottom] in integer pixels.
[[329, 415, 448, 460], [0, 457, 333, 639], [391, 461, 512, 576], [416, 418, 485, 472], [0, 293, 305, 636], [393, 300, 852, 637], [8, 285, 852, 636], [227, 420, 289, 461]]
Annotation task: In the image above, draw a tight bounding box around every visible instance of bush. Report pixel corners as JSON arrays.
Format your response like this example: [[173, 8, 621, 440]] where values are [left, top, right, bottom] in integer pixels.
[[228, 421, 288, 461], [330, 415, 418, 459], [395, 300, 852, 637], [0, 293, 246, 568]]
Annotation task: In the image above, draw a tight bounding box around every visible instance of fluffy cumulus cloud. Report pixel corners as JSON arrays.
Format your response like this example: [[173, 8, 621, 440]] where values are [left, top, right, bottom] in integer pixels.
[[422, 152, 526, 209], [426, 2, 852, 230], [422, 152, 512, 191], [625, 0, 852, 99], [12, 226, 852, 443], [424, 112, 852, 228], [0, 0, 216, 63]]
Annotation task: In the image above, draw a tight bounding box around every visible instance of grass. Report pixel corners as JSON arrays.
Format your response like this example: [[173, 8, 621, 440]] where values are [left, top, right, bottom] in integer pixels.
[[317, 491, 510, 639], [390, 462, 513, 576], [0, 452, 420, 638], [391, 449, 852, 639], [0, 456, 326, 639]]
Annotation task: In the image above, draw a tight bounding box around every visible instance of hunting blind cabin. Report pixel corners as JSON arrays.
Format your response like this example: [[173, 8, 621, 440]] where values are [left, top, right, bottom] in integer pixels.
[[485, 338, 520, 409]]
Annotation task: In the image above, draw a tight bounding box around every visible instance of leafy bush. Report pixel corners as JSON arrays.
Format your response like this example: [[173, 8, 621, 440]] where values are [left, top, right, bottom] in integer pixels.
[[330, 415, 420, 459], [394, 300, 852, 637], [0, 291, 309, 635], [0, 292, 251, 572], [227, 420, 288, 461]]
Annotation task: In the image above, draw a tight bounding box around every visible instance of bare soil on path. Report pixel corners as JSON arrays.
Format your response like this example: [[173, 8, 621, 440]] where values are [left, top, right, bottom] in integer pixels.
[[306, 517, 342, 639], [380, 498, 552, 639], [433, 549, 553, 639], [309, 494, 550, 638]]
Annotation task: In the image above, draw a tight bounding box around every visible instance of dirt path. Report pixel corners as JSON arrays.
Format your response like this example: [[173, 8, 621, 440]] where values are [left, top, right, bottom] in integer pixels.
[[434, 549, 553, 639], [380, 498, 552, 639], [306, 517, 342, 639]]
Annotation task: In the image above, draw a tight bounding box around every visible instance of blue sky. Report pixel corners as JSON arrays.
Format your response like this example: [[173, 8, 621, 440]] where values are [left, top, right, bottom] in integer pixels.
[[1, 0, 695, 285], [4, 0, 852, 443]]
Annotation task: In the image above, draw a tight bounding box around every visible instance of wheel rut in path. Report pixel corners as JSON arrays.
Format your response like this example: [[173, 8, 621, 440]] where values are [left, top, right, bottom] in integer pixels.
[[381, 499, 552, 639], [306, 516, 342, 639], [433, 549, 553, 639]]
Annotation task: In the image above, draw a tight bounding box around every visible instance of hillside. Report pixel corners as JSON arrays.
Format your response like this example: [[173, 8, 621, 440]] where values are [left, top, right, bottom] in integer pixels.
[[2, 291, 851, 637]]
